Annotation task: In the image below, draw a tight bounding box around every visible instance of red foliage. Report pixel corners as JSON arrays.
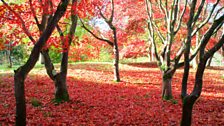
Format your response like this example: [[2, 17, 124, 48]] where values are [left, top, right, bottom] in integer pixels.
[[0, 64, 223, 125], [68, 35, 109, 62], [120, 39, 148, 58]]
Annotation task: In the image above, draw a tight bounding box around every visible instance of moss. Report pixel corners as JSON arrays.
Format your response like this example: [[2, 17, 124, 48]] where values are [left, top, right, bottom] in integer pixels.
[[170, 99, 178, 104], [162, 95, 173, 101], [53, 91, 69, 104], [31, 98, 42, 107], [163, 73, 172, 80], [160, 64, 168, 71], [113, 79, 121, 83]]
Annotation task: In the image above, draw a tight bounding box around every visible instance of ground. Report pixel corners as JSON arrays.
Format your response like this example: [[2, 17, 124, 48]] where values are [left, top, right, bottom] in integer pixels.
[[0, 62, 223, 125]]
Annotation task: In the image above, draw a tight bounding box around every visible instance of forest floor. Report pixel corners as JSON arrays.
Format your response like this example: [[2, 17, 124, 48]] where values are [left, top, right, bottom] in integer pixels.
[[0, 62, 223, 125]]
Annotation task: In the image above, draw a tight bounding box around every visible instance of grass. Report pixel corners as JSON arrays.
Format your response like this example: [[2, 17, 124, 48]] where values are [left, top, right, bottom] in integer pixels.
[[0, 63, 46, 73]]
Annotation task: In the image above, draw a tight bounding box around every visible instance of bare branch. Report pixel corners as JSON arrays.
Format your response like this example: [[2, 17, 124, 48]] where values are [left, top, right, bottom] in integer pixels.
[[79, 18, 113, 46], [205, 34, 224, 59], [109, 0, 114, 23], [152, 21, 165, 43], [157, 0, 168, 23], [189, 14, 224, 61], [145, 0, 160, 62], [171, 0, 179, 28], [97, 6, 109, 23], [174, 0, 187, 34], [192, 0, 205, 27], [191, 0, 220, 36]]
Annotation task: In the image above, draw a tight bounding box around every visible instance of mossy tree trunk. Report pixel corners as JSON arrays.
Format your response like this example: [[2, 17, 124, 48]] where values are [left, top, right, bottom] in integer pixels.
[[161, 70, 175, 100], [31, 0, 78, 101]]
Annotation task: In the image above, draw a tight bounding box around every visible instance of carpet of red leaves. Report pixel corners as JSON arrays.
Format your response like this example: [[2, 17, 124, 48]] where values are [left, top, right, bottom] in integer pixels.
[[0, 63, 223, 125]]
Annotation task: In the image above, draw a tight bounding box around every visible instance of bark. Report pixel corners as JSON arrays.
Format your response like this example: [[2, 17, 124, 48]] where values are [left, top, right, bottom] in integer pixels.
[[162, 73, 173, 100], [181, 95, 198, 126], [14, 71, 26, 126], [40, 54, 45, 64], [181, 59, 189, 98], [181, 0, 197, 99], [150, 43, 155, 61], [41, 50, 55, 80], [54, 73, 69, 101], [112, 27, 120, 82], [8, 42, 12, 68], [13, 1, 69, 125], [181, 61, 206, 126]]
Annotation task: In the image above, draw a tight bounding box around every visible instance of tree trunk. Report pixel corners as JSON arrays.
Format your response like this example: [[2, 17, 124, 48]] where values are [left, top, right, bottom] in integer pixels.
[[14, 71, 26, 126], [113, 43, 120, 82], [151, 43, 155, 61], [8, 41, 12, 68], [181, 61, 206, 126], [162, 73, 173, 100], [112, 26, 120, 82], [54, 73, 69, 101], [181, 95, 198, 126], [181, 59, 190, 98]]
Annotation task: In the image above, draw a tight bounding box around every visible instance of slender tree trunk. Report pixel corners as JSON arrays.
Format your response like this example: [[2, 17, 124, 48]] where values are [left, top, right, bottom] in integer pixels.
[[181, 95, 198, 126], [14, 71, 26, 126], [151, 43, 154, 61], [7, 41, 12, 68], [181, 58, 190, 98], [162, 73, 173, 100], [113, 43, 120, 82], [112, 26, 120, 82], [192, 32, 200, 69], [181, 61, 206, 126]]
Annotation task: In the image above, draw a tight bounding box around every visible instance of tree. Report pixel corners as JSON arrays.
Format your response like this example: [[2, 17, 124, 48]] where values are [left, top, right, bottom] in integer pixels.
[[80, 0, 121, 82], [0, 0, 69, 125], [180, 0, 224, 125], [32, 0, 78, 101], [1, 0, 78, 101], [145, 0, 223, 100]]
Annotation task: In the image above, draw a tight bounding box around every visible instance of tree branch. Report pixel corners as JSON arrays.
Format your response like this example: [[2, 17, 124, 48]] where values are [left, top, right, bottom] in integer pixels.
[[174, 0, 187, 34], [191, 0, 220, 37], [79, 18, 113, 46]]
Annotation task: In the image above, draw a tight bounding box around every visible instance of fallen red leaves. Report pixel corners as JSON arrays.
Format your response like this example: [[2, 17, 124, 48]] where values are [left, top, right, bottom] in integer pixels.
[[0, 63, 223, 125]]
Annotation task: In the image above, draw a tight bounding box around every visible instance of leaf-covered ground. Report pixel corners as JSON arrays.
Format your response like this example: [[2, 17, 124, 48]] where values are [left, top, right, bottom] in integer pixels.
[[0, 62, 223, 125]]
